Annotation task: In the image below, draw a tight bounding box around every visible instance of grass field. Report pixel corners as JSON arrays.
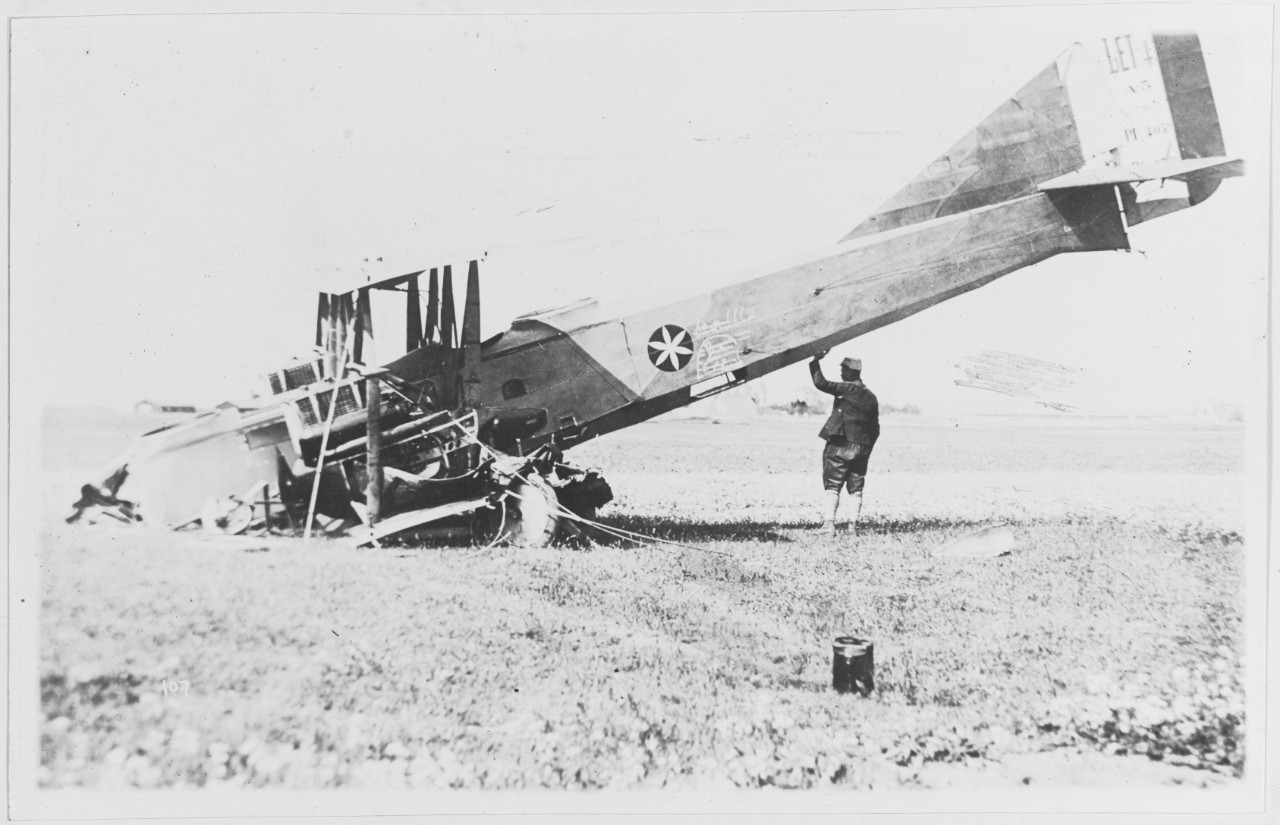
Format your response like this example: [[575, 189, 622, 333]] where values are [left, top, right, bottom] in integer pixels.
[[36, 408, 1247, 790]]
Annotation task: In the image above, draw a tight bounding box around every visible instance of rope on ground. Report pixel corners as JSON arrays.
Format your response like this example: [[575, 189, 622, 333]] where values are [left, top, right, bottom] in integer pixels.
[[463, 431, 731, 559], [503, 486, 731, 559]]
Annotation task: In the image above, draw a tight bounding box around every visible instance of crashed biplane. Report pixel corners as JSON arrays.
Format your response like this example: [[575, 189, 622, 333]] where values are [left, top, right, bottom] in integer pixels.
[[70, 32, 1241, 545]]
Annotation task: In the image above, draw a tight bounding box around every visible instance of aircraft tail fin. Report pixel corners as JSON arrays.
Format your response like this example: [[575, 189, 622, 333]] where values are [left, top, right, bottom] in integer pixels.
[[841, 32, 1241, 242]]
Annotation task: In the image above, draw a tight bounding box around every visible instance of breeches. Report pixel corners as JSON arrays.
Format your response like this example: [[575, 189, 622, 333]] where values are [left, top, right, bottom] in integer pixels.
[[822, 440, 872, 493]]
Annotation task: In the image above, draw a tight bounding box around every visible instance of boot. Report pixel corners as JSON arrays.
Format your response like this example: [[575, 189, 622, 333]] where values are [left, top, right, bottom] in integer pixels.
[[847, 491, 864, 533], [819, 490, 840, 535]]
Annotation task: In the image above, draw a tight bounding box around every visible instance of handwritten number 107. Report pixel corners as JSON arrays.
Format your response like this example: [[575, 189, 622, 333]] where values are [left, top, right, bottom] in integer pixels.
[[160, 680, 190, 696]]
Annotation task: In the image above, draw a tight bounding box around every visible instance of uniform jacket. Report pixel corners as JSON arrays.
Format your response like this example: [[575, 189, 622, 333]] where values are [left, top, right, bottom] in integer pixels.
[[810, 360, 880, 446]]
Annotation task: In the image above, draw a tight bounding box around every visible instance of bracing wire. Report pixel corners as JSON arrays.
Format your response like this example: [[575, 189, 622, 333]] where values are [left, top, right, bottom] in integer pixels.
[[463, 432, 732, 559], [500, 485, 731, 559]]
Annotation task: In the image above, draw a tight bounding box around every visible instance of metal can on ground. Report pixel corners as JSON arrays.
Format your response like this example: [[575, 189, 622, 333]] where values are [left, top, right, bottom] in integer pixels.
[[832, 636, 874, 696]]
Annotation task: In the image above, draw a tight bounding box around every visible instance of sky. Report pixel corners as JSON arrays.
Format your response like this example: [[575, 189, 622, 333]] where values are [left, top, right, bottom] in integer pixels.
[[9, 3, 1273, 417]]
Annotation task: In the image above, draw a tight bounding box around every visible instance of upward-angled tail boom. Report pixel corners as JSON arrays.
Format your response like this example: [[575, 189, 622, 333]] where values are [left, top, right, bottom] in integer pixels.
[[465, 31, 1242, 447]]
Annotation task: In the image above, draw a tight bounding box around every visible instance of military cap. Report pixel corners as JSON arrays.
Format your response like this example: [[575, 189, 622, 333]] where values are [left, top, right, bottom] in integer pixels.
[[841, 357, 862, 372]]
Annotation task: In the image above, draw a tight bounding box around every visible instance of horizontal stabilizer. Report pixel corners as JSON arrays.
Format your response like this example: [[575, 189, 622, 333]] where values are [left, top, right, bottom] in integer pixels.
[[1038, 156, 1242, 189]]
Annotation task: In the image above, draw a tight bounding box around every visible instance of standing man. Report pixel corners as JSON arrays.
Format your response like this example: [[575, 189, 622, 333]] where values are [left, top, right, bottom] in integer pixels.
[[810, 352, 880, 535]]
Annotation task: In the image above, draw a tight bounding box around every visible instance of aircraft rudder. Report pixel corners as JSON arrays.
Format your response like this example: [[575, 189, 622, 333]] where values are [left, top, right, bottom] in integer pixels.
[[1153, 32, 1226, 161]]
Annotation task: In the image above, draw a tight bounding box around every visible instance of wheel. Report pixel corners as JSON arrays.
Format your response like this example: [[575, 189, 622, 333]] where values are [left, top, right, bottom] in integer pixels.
[[473, 473, 560, 547], [213, 500, 255, 535], [412, 433, 449, 480]]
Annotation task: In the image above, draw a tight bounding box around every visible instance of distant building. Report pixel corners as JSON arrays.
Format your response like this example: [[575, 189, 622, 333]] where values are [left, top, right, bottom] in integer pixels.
[[1193, 401, 1245, 423]]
